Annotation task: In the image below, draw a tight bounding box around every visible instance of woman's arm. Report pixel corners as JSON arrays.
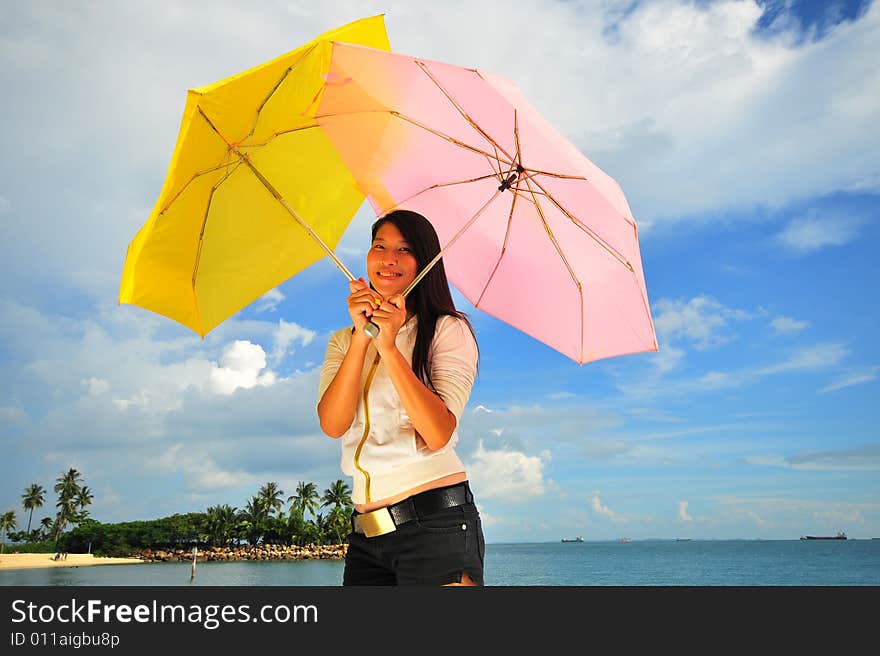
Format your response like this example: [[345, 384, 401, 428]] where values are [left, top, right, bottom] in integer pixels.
[[380, 345, 458, 450], [317, 278, 383, 438], [317, 332, 370, 438], [370, 298, 478, 451]]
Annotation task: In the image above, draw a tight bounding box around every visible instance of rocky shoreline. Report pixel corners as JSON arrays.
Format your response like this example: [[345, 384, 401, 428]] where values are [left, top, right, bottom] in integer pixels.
[[138, 544, 347, 563]]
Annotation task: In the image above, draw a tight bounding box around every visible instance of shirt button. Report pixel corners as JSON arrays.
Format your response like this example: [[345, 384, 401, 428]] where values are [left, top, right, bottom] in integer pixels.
[[461, 524, 467, 530]]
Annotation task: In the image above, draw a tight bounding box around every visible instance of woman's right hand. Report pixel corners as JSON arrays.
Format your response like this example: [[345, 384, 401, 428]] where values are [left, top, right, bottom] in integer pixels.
[[347, 277, 383, 334]]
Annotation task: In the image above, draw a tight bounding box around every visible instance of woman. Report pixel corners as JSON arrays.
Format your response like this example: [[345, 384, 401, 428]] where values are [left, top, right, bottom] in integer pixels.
[[317, 209, 484, 586]]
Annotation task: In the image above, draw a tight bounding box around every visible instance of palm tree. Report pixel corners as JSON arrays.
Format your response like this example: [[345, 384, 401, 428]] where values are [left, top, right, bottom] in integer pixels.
[[312, 512, 329, 546], [240, 496, 269, 546], [21, 483, 46, 535], [0, 510, 17, 554], [258, 482, 285, 518], [54, 467, 83, 500], [39, 517, 53, 540], [322, 479, 354, 544], [53, 468, 84, 540], [325, 505, 352, 545], [322, 479, 353, 513], [74, 485, 94, 518], [205, 505, 238, 547], [288, 481, 320, 522]]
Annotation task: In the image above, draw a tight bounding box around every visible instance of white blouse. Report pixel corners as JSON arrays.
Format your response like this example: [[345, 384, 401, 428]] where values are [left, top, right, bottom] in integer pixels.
[[318, 314, 478, 505]]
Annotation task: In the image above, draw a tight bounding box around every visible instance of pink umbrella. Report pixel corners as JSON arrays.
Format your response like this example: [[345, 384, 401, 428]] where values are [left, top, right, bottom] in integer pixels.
[[316, 43, 657, 365]]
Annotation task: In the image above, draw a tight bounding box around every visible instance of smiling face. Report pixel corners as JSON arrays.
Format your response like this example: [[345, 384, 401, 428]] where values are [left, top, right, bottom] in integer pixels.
[[367, 221, 418, 298]]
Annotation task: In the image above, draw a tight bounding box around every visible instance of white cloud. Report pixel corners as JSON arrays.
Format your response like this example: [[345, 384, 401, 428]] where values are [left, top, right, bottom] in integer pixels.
[[81, 377, 109, 396], [713, 495, 878, 535], [776, 214, 863, 254], [146, 442, 254, 490], [652, 342, 685, 374], [111, 356, 221, 414], [771, 316, 809, 334], [466, 440, 549, 501], [590, 491, 628, 523], [757, 342, 848, 375], [747, 445, 880, 471], [460, 401, 624, 454], [255, 289, 285, 314], [820, 367, 879, 393], [677, 500, 693, 522], [270, 320, 316, 366], [619, 341, 851, 401], [573, 0, 880, 224], [653, 296, 755, 350], [208, 340, 276, 396]]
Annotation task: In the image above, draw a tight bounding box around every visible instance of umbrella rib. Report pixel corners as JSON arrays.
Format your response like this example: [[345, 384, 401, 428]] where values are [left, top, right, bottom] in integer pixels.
[[400, 188, 504, 299], [230, 147, 357, 282], [533, 172, 637, 231], [196, 106, 358, 282], [379, 172, 507, 214], [514, 109, 521, 167], [530, 175, 635, 271], [414, 60, 517, 166], [318, 107, 513, 172], [236, 124, 320, 150], [523, 176, 586, 363], [158, 158, 238, 216], [158, 106, 238, 216], [506, 169, 543, 204], [474, 181, 520, 309], [197, 106, 232, 146], [426, 114, 523, 306], [489, 145, 504, 177], [191, 163, 243, 296], [526, 170, 589, 181], [189, 164, 242, 334], [244, 43, 318, 141], [474, 141, 533, 307], [392, 112, 511, 165]]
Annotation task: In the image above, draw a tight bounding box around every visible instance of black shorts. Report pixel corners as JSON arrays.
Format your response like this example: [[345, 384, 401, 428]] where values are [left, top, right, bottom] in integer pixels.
[[343, 496, 485, 586]]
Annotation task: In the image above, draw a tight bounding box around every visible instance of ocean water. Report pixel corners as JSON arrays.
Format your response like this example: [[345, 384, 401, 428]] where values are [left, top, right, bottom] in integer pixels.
[[2, 540, 878, 586]]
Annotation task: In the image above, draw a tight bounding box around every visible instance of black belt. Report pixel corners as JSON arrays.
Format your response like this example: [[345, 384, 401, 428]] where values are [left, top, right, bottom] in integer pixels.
[[352, 482, 472, 537]]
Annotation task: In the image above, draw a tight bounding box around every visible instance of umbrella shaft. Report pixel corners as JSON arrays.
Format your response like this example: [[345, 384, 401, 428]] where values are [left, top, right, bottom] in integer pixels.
[[401, 187, 503, 298]]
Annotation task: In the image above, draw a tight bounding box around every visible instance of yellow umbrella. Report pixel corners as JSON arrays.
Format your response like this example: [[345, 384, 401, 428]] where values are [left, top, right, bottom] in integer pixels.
[[118, 15, 390, 336]]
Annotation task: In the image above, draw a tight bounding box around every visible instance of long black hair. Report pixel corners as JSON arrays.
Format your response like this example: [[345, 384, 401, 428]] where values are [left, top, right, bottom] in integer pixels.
[[371, 210, 478, 390]]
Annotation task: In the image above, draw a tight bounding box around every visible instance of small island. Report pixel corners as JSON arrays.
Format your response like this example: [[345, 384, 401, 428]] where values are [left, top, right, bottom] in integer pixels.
[[1, 470, 356, 567]]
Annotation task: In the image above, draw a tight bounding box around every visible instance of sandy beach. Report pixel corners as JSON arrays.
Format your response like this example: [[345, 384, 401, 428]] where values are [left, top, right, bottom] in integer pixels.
[[0, 553, 142, 571]]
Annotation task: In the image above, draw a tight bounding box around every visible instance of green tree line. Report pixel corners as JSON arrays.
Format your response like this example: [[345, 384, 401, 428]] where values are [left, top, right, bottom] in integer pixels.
[[1, 471, 354, 557]]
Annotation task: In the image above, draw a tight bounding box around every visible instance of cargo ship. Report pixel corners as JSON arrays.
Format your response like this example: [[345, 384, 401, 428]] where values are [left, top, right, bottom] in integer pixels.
[[800, 532, 847, 540], [561, 536, 584, 543]]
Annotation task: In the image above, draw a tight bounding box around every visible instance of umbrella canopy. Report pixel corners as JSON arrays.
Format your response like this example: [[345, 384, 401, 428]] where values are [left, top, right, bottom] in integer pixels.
[[316, 43, 657, 364], [119, 16, 390, 336]]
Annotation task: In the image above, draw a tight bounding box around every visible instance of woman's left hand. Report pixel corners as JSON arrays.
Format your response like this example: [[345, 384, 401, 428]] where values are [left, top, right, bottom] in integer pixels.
[[370, 294, 407, 354]]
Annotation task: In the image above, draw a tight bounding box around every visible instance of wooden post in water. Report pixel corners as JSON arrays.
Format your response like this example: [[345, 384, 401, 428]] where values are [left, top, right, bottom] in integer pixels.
[[190, 547, 197, 581]]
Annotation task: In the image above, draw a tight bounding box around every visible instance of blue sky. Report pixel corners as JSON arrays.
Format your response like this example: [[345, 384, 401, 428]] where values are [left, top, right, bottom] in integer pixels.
[[1, 0, 877, 543]]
